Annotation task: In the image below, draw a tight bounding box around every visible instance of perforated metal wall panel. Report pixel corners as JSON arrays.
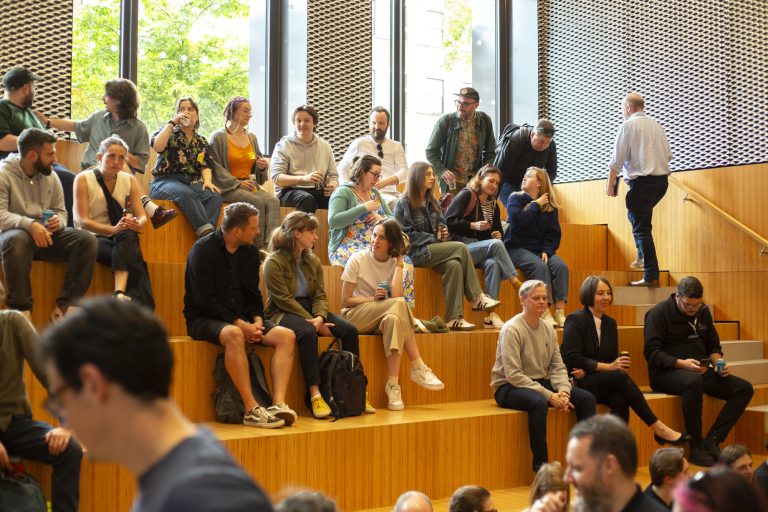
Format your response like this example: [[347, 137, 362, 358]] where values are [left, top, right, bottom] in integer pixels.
[[539, 0, 768, 183], [306, 0, 372, 159], [0, 0, 73, 120]]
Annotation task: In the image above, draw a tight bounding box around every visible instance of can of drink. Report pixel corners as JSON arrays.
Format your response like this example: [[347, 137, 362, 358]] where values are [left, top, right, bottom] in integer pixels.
[[377, 280, 390, 299], [619, 351, 630, 358], [715, 359, 726, 375], [40, 209, 54, 224]]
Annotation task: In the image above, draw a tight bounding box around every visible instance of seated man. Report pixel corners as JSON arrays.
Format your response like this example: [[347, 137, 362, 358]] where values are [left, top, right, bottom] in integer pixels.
[[565, 414, 668, 512], [184, 202, 296, 428], [645, 447, 690, 510], [492, 279, 596, 471], [0, 67, 77, 226], [644, 276, 754, 467], [39, 298, 273, 511], [717, 444, 754, 481], [0, 128, 97, 320], [0, 282, 82, 512]]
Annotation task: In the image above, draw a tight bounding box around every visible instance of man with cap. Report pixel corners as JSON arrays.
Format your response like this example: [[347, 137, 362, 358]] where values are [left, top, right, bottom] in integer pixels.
[[0, 67, 77, 226], [425, 87, 496, 195], [494, 119, 558, 206]]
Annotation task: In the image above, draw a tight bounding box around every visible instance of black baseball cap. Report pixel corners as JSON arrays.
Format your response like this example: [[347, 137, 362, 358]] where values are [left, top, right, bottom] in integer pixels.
[[2, 67, 42, 91], [453, 87, 480, 102]]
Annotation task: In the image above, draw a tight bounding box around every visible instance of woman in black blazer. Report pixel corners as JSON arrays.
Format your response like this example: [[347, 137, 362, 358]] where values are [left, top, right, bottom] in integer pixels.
[[561, 275, 690, 445]]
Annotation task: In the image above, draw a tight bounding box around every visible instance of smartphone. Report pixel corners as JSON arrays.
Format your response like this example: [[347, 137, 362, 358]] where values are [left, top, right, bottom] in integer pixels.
[[612, 176, 620, 195], [699, 358, 712, 368]]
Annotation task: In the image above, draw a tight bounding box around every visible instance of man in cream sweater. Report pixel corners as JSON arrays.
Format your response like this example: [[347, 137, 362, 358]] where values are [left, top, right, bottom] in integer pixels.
[[491, 279, 596, 471]]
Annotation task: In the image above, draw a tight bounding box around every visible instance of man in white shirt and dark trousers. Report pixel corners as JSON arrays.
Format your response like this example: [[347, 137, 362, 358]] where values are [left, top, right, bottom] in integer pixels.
[[337, 106, 408, 208], [606, 92, 672, 287]]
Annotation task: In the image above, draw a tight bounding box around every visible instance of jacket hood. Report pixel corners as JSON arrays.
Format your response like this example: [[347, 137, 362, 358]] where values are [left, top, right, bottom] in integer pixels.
[[284, 133, 318, 147]]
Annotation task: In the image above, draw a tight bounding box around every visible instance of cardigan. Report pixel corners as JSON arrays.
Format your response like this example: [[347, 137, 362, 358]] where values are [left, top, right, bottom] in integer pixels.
[[208, 129, 267, 194], [327, 184, 393, 254]]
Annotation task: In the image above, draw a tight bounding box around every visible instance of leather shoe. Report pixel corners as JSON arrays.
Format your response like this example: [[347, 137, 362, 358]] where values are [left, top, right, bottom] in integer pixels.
[[688, 446, 715, 467], [629, 278, 660, 287], [654, 432, 691, 446], [150, 206, 178, 229], [703, 437, 722, 459]]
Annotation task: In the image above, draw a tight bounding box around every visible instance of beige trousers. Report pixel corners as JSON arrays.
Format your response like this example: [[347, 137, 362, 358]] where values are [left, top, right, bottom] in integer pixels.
[[343, 297, 415, 356]]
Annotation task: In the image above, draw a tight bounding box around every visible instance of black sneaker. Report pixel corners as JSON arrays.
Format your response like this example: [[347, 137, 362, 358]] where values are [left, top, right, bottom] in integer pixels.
[[266, 403, 297, 426], [689, 446, 716, 467]]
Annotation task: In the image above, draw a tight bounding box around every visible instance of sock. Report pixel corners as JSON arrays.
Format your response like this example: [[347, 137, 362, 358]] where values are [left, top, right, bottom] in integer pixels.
[[387, 376, 399, 387], [411, 357, 425, 370], [141, 196, 158, 216], [310, 393, 322, 400]]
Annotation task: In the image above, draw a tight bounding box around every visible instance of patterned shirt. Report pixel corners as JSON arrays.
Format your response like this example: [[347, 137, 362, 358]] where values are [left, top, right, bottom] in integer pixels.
[[453, 116, 479, 180], [480, 197, 495, 225], [151, 126, 215, 180]]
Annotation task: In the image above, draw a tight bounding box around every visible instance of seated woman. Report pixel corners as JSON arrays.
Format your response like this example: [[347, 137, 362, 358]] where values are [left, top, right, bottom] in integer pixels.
[[209, 96, 280, 248], [504, 166, 568, 327], [393, 162, 500, 331], [561, 275, 689, 445], [270, 105, 338, 213], [73, 135, 154, 309], [328, 155, 414, 307], [445, 164, 521, 329], [340, 219, 444, 410], [264, 211, 373, 418], [44, 78, 176, 228], [522, 463, 569, 512], [149, 97, 223, 239]]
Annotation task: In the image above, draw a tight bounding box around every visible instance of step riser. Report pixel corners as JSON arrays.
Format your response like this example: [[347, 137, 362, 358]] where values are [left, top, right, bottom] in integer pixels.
[[612, 286, 676, 305], [721, 340, 764, 361]]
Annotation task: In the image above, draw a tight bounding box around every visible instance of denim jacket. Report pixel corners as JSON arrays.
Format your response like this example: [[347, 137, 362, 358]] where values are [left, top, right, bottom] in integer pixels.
[[393, 195, 445, 265]]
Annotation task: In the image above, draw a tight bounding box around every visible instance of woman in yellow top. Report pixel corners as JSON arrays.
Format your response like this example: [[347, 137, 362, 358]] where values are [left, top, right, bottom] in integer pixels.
[[209, 96, 281, 248]]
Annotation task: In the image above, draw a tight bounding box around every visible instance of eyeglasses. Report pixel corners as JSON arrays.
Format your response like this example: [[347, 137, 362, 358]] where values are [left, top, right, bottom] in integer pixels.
[[365, 169, 382, 180], [454, 99, 478, 108], [43, 382, 71, 424], [677, 295, 704, 311], [376, 143, 384, 159]]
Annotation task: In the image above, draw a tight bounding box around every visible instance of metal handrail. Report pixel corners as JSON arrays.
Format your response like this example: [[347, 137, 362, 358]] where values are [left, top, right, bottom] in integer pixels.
[[669, 175, 768, 256]]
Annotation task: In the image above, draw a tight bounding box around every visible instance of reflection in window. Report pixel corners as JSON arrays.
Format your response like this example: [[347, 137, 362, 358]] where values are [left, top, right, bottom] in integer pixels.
[[136, 0, 250, 137], [71, 0, 120, 120]]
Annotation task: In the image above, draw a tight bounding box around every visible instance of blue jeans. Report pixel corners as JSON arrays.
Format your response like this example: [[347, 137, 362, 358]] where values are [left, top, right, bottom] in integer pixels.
[[150, 174, 223, 235], [0, 414, 82, 512], [458, 237, 517, 299], [507, 247, 569, 303], [495, 382, 596, 471], [625, 175, 668, 281]]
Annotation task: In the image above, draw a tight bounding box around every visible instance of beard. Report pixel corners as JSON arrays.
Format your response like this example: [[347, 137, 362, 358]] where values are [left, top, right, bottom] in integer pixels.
[[20, 91, 34, 109], [371, 129, 385, 142], [573, 475, 614, 512], [34, 160, 53, 176]]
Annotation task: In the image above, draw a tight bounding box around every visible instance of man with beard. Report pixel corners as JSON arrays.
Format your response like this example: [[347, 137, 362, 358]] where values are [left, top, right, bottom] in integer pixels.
[[0, 128, 97, 321], [426, 87, 496, 195], [565, 414, 667, 512], [0, 67, 78, 226], [338, 106, 408, 208]]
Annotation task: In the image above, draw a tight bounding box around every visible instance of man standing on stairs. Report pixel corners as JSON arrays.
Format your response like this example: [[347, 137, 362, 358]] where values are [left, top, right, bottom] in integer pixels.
[[606, 92, 671, 287], [40, 298, 274, 511], [492, 279, 596, 472], [644, 276, 754, 467]]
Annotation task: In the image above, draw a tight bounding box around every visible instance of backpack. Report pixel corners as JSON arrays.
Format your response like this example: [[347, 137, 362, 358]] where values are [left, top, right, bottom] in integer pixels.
[[0, 462, 47, 512], [212, 350, 273, 423], [439, 189, 478, 217], [493, 123, 531, 168], [316, 339, 368, 419]]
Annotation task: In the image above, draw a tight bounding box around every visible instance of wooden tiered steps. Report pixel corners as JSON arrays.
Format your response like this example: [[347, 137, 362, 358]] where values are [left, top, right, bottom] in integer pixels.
[[14, 201, 768, 511]]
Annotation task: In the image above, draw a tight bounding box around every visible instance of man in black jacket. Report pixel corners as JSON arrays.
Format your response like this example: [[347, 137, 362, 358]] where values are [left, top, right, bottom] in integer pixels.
[[644, 276, 753, 466], [184, 202, 296, 428]]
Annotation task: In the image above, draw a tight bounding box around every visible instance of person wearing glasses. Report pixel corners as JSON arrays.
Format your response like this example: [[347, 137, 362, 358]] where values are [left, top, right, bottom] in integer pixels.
[[329, 155, 414, 307], [270, 104, 338, 213], [338, 106, 408, 209], [0, 283, 82, 512], [425, 87, 496, 195], [644, 276, 754, 467]]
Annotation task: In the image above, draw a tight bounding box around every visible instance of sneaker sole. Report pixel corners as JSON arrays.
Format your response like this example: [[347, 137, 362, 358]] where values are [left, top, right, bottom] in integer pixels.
[[243, 418, 285, 428], [387, 403, 405, 411], [471, 302, 500, 312], [271, 411, 297, 426], [411, 380, 445, 391], [451, 325, 475, 331], [483, 322, 502, 329], [312, 410, 331, 419]]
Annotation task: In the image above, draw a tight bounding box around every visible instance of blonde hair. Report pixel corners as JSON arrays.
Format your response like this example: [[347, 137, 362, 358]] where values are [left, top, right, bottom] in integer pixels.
[[268, 211, 319, 259], [521, 166, 560, 213], [529, 462, 570, 507]]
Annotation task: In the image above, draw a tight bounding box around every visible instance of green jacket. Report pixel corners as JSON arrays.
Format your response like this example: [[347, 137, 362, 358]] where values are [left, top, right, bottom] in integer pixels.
[[327, 184, 393, 255], [425, 111, 496, 194], [263, 248, 328, 324]]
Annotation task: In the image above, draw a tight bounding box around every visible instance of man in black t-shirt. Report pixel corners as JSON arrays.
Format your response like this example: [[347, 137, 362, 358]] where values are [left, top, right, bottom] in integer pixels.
[[644, 276, 754, 467], [40, 298, 274, 512]]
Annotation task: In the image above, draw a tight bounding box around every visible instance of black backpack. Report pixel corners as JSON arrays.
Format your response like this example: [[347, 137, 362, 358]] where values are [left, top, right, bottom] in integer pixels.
[[493, 123, 531, 168], [317, 339, 368, 419], [212, 350, 273, 423], [0, 463, 46, 512]]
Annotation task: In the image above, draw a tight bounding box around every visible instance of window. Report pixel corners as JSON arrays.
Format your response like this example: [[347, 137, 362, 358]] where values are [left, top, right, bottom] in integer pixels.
[[71, 0, 121, 120], [136, 0, 251, 137]]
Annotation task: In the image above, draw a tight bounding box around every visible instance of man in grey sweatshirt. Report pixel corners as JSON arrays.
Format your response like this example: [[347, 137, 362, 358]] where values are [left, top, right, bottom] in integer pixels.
[[0, 128, 97, 320], [491, 279, 596, 471]]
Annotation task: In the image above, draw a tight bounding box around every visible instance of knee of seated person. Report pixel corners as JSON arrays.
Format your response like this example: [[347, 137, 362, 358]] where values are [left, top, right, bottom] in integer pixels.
[[219, 325, 245, 348], [1, 230, 34, 256], [272, 326, 296, 347], [292, 320, 318, 340]]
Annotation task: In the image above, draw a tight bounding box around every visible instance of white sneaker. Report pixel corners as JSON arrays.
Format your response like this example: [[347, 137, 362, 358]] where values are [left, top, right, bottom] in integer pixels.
[[410, 365, 445, 390], [484, 312, 505, 329], [243, 406, 285, 428], [553, 309, 566, 327], [541, 309, 556, 326], [471, 293, 501, 311], [448, 317, 476, 331], [385, 383, 405, 410]]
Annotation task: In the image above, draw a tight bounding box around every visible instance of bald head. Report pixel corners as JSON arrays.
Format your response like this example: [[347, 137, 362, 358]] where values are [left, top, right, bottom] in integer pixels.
[[625, 92, 644, 109], [394, 491, 433, 512]]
